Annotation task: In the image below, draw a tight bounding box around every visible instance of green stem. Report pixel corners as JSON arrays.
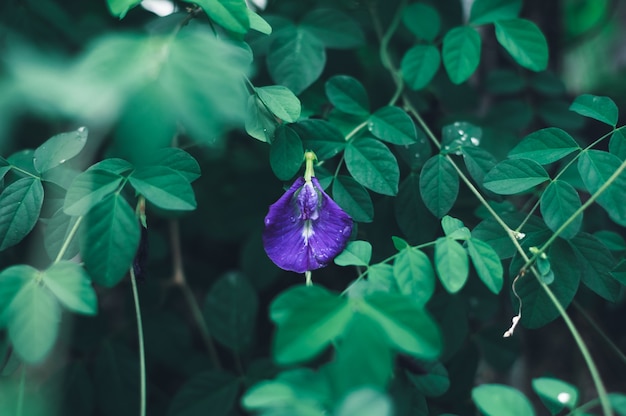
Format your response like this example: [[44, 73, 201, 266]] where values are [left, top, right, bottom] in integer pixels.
[[566, 398, 602, 416], [53, 216, 83, 264], [345, 121, 369, 141], [11, 166, 40, 180], [130, 266, 146, 416]]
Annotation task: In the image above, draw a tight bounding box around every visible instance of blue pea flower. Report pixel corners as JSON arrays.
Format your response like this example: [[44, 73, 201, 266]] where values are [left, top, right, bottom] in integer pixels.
[[263, 152, 353, 278]]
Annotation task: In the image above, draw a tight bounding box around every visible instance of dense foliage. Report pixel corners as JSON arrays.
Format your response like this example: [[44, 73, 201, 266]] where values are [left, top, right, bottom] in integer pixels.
[[1, 0, 626, 415]]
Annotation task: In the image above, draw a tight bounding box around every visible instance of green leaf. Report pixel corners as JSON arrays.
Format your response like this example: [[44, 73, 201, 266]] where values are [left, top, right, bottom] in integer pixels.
[[434, 238, 469, 293], [168, 371, 240, 416], [204, 272, 258, 352], [393, 248, 435, 306], [508, 128, 580, 165], [395, 174, 438, 245], [256, 85, 301, 123], [406, 360, 450, 397], [245, 95, 277, 143], [129, 166, 197, 211], [334, 241, 372, 267], [441, 216, 471, 240], [610, 129, 626, 160], [325, 75, 369, 116], [569, 233, 620, 302], [401, 3, 441, 41], [401, 45, 441, 90], [272, 286, 352, 364], [270, 285, 329, 325], [270, 126, 304, 181], [594, 230, 626, 252], [332, 175, 374, 223], [461, 147, 498, 187], [0, 156, 11, 181], [335, 388, 393, 416], [569, 94, 618, 126], [267, 27, 326, 95], [531, 377, 578, 414], [63, 170, 124, 216], [442, 26, 481, 84], [7, 282, 61, 363], [291, 119, 345, 160], [33, 128, 88, 174], [577, 150, 626, 225], [483, 159, 549, 195], [345, 137, 400, 196], [368, 106, 417, 145], [182, 0, 249, 34], [540, 180, 582, 239], [0, 178, 44, 251], [467, 239, 503, 294], [419, 155, 459, 218], [610, 393, 626, 416], [248, 9, 272, 35], [472, 384, 535, 416], [0, 265, 36, 325], [144, 148, 201, 182], [42, 261, 97, 315], [494, 19, 548, 71], [359, 292, 442, 359], [469, 0, 522, 25], [80, 194, 140, 287], [88, 158, 134, 175], [106, 0, 141, 19], [300, 8, 365, 49]]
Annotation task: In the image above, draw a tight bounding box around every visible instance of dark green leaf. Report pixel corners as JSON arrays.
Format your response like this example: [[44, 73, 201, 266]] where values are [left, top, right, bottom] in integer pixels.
[[393, 248, 435, 306], [144, 148, 201, 182], [531, 377, 578, 414], [106, 0, 141, 19], [402, 3, 441, 41], [401, 45, 441, 90], [529, 71, 566, 96], [0, 177, 44, 251], [472, 384, 534, 416], [43, 261, 97, 315], [461, 146, 498, 187], [0, 265, 35, 326], [168, 371, 240, 416], [610, 394, 626, 416], [204, 272, 258, 352], [594, 230, 626, 252], [325, 75, 369, 116], [508, 128, 580, 165], [472, 214, 549, 259], [469, 0, 522, 25], [368, 106, 417, 145], [81, 194, 140, 287], [256, 85, 301, 123], [267, 27, 326, 95], [569, 233, 620, 302], [569, 94, 618, 126], [406, 361, 450, 397], [577, 150, 626, 225], [540, 180, 582, 239], [64, 170, 124, 216], [434, 238, 469, 293], [33, 128, 88, 174], [419, 155, 459, 217], [345, 137, 399, 196], [270, 126, 304, 181], [292, 119, 345, 160], [442, 26, 481, 84], [467, 239, 503, 294], [610, 129, 626, 160], [332, 175, 374, 223], [300, 8, 365, 49], [129, 166, 197, 211], [181, 0, 249, 34], [494, 19, 548, 71], [245, 95, 277, 143], [483, 159, 549, 195], [334, 241, 372, 267]]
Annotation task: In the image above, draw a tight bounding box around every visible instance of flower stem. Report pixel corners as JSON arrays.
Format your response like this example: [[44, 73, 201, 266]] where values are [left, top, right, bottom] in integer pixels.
[[304, 151, 316, 182], [130, 266, 146, 416]]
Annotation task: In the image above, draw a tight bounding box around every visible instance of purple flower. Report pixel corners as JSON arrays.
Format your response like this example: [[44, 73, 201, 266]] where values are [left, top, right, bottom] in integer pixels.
[[263, 153, 352, 274]]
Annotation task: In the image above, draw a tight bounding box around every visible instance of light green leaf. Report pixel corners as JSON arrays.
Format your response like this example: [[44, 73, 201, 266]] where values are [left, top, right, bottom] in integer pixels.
[[531, 377, 578, 414], [204, 272, 258, 352], [569, 94, 618, 126], [335, 241, 372, 267], [610, 129, 626, 160], [248, 9, 272, 35], [540, 180, 582, 239], [441, 216, 471, 240], [434, 238, 469, 293], [33, 127, 88, 174], [419, 155, 459, 218], [443, 26, 481, 84], [0, 265, 36, 325], [472, 384, 535, 416], [300, 8, 365, 49], [393, 248, 435, 306], [42, 261, 97, 315], [345, 137, 400, 196], [469, 0, 522, 25], [292, 119, 345, 160], [267, 27, 326, 95], [80, 194, 140, 287], [368, 106, 417, 145], [63, 170, 124, 216], [594, 230, 626, 252], [577, 150, 626, 225], [129, 166, 197, 211], [106, 0, 141, 19], [0, 178, 44, 251], [335, 388, 393, 416], [402, 3, 441, 41], [270, 126, 304, 181], [7, 282, 61, 363], [609, 393, 626, 416], [401, 45, 441, 90], [332, 175, 374, 223], [325, 75, 369, 116], [270, 285, 329, 325], [256, 85, 301, 123], [467, 239, 503, 294], [245, 94, 277, 143], [144, 148, 201, 182], [181, 0, 249, 34], [483, 158, 549, 195], [494, 19, 548, 71], [569, 233, 620, 302], [168, 371, 240, 416], [88, 158, 134, 175], [508, 128, 580, 165]]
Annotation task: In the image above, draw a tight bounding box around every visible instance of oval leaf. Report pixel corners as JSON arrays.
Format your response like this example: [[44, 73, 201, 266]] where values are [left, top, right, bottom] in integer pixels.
[[64, 170, 124, 216], [494, 19, 548, 71], [181, 0, 249, 34], [393, 248, 435, 306], [419, 155, 459, 218], [270, 126, 304, 181], [129, 166, 197, 211], [540, 180, 582, 239], [443, 26, 481, 84], [0, 178, 44, 251], [291, 119, 345, 160], [332, 175, 374, 223], [569, 94, 618, 126], [470, 0, 522, 25], [42, 261, 97, 315], [300, 8, 365, 49], [401, 45, 441, 90], [401, 3, 441, 41], [325, 75, 370, 116], [483, 158, 549, 195], [334, 241, 372, 267], [434, 238, 469, 293], [368, 106, 417, 145], [467, 239, 503, 294], [33, 127, 88, 174], [472, 384, 535, 416], [345, 137, 400, 196], [508, 127, 580, 165], [256, 85, 301, 123]]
